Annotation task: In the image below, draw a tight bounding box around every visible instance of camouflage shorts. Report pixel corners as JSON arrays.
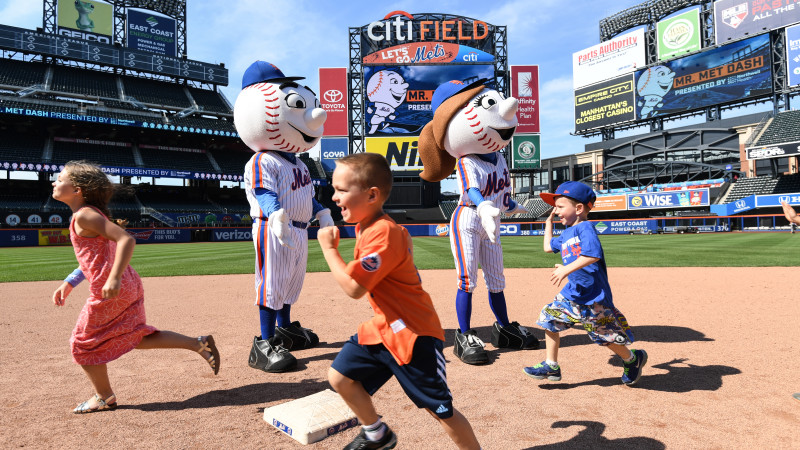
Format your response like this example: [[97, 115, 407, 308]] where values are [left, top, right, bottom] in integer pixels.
[[537, 294, 634, 346]]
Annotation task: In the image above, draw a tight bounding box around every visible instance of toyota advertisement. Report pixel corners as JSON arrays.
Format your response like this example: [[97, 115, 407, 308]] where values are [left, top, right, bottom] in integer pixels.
[[319, 68, 348, 136]]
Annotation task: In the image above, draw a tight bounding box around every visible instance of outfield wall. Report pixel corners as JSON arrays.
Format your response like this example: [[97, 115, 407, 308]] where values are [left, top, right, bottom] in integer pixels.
[[3, 215, 792, 247]]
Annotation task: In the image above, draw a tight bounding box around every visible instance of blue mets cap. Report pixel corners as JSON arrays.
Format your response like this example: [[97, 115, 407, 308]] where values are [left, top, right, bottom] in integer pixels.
[[540, 181, 597, 207], [241, 61, 305, 89], [430, 78, 490, 114]]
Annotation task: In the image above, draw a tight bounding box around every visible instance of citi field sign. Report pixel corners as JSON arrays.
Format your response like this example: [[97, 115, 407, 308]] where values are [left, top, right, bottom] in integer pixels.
[[366, 11, 490, 43]]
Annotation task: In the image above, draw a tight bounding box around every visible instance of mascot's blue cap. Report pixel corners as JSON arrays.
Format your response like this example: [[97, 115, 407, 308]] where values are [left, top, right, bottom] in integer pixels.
[[430, 78, 490, 114], [241, 61, 305, 89]]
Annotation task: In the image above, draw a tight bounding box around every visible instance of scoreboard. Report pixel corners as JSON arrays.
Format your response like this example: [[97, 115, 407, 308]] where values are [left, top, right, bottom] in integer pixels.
[[0, 24, 227, 85]]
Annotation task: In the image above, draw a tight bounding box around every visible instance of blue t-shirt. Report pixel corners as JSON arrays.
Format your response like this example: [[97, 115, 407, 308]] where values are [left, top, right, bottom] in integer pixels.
[[550, 221, 613, 306]]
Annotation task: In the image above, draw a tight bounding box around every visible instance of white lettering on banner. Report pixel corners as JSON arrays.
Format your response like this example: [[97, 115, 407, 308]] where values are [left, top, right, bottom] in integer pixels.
[[214, 230, 251, 240], [322, 151, 346, 159], [643, 195, 674, 207], [499, 224, 518, 234]]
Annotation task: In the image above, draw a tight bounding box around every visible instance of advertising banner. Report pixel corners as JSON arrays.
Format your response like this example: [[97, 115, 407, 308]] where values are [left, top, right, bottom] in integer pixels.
[[319, 68, 349, 136], [634, 34, 771, 119], [657, 9, 702, 60], [39, 229, 70, 246], [57, 0, 113, 43], [320, 138, 348, 173], [573, 28, 646, 89], [755, 192, 800, 207], [363, 64, 494, 137], [363, 43, 494, 65], [787, 24, 800, 86], [592, 195, 628, 212], [710, 194, 756, 215], [574, 74, 636, 132], [510, 135, 540, 169], [510, 65, 540, 133], [715, 0, 800, 45], [127, 9, 177, 57], [593, 219, 658, 234], [746, 139, 800, 159], [211, 228, 252, 242], [627, 188, 710, 210], [126, 228, 191, 244], [365, 137, 423, 172]]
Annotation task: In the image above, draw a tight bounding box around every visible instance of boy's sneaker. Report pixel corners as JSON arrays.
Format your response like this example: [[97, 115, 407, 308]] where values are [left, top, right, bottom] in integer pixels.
[[343, 426, 398, 450], [523, 361, 562, 381], [491, 321, 540, 350], [248, 335, 297, 373], [274, 321, 319, 350], [621, 349, 648, 386], [453, 328, 489, 365]]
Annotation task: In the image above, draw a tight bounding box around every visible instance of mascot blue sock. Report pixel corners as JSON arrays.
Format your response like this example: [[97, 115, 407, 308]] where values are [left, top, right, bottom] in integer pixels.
[[489, 291, 510, 327], [456, 289, 473, 332], [277, 304, 291, 328], [258, 305, 277, 339]]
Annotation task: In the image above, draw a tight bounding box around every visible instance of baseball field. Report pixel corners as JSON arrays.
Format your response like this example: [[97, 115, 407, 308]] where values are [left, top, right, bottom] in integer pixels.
[[1, 232, 798, 448]]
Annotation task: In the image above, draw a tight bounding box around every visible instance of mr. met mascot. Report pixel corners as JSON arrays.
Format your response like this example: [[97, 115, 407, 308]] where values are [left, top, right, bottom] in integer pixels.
[[234, 61, 334, 373], [418, 79, 539, 365]]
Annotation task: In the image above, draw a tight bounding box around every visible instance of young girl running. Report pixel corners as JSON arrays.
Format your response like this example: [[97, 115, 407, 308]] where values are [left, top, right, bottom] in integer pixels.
[[51, 161, 220, 414]]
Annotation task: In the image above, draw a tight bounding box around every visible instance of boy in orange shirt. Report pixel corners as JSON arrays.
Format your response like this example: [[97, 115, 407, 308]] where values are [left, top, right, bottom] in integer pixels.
[[318, 153, 480, 450]]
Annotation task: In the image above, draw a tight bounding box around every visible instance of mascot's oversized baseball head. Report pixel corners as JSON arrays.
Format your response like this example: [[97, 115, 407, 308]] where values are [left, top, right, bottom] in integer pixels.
[[418, 79, 518, 182], [234, 61, 326, 153]]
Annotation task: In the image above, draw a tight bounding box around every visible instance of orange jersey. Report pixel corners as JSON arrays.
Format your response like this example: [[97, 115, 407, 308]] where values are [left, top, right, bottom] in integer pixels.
[[345, 215, 445, 365]]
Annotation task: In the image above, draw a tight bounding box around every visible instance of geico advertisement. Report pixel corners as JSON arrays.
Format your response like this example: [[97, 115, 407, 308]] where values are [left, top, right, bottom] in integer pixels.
[[365, 137, 423, 171]]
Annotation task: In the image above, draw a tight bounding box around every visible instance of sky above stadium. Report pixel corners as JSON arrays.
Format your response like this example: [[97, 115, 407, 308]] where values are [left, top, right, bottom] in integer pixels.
[[3, 0, 652, 164]]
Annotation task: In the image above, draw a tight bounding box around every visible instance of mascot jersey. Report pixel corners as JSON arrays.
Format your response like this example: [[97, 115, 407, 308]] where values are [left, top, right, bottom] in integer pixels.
[[455, 154, 510, 209], [244, 151, 314, 223]]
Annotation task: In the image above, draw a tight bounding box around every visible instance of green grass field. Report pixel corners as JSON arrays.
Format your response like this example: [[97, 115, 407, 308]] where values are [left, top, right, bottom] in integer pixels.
[[1, 232, 799, 283]]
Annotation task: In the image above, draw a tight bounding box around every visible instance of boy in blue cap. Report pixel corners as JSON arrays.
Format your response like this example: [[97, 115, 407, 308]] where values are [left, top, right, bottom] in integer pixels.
[[524, 181, 647, 386]]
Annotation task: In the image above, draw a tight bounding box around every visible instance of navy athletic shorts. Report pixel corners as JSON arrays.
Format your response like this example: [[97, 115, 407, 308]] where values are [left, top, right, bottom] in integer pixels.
[[331, 334, 454, 419]]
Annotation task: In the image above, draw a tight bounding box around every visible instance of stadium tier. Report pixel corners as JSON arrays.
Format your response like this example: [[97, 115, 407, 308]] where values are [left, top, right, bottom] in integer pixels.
[[187, 87, 232, 114], [0, 134, 46, 163], [50, 139, 137, 167], [51, 66, 119, 99], [753, 110, 800, 147], [121, 77, 192, 108], [0, 59, 47, 88], [137, 146, 217, 173]]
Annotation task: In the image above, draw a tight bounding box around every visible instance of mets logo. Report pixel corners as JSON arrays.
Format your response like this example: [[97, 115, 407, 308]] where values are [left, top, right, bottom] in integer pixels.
[[361, 252, 381, 272], [435, 224, 449, 236]]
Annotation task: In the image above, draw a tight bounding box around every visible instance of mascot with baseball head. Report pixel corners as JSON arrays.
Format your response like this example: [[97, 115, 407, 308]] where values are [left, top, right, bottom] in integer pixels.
[[418, 79, 539, 365], [234, 61, 334, 373]]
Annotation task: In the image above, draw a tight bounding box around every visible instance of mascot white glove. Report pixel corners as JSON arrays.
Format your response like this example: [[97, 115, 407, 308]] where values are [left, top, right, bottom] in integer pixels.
[[476, 200, 501, 244], [268, 208, 295, 249], [505, 202, 529, 216], [315, 208, 334, 228]]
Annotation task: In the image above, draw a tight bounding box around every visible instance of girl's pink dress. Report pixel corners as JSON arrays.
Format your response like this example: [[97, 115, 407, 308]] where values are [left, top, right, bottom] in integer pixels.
[[69, 206, 157, 365]]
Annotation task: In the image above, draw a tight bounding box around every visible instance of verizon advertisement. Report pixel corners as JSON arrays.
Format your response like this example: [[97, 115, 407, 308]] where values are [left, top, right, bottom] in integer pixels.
[[319, 68, 348, 136], [573, 27, 646, 89], [510, 65, 540, 133]]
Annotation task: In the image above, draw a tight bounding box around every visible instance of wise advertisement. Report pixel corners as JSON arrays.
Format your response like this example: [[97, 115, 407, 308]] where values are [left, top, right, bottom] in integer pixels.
[[715, 0, 800, 45], [510, 135, 540, 169], [363, 42, 494, 65], [127, 9, 177, 57], [363, 64, 495, 137], [657, 9, 702, 61], [320, 68, 348, 136], [57, 0, 113, 41], [634, 34, 771, 119], [592, 195, 628, 212], [572, 28, 645, 89], [365, 137, 423, 172], [510, 65, 540, 133], [574, 74, 636, 132], [627, 189, 709, 210], [787, 24, 800, 86]]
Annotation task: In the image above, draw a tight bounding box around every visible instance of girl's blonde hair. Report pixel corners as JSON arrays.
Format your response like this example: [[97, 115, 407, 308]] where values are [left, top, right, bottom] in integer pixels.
[[64, 160, 127, 228]]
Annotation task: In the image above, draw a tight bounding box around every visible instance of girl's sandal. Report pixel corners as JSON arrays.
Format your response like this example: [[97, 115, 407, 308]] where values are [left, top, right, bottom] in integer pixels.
[[73, 393, 117, 414], [197, 335, 220, 375]]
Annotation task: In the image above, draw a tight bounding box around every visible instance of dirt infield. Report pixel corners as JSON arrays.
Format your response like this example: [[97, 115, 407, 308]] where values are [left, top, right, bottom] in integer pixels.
[[1, 267, 798, 449]]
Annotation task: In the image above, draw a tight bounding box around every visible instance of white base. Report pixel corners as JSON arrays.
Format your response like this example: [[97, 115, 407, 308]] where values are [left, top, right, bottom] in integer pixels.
[[263, 389, 358, 445]]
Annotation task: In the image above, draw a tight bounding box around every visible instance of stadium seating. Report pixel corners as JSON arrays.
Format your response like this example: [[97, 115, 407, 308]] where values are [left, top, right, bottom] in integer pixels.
[[774, 173, 800, 194], [136, 185, 222, 213], [0, 59, 47, 88], [122, 77, 192, 108], [754, 110, 800, 147], [207, 187, 249, 214], [188, 87, 232, 114], [724, 176, 778, 202], [208, 149, 251, 175], [170, 115, 236, 133], [0, 134, 46, 163], [137, 146, 216, 173], [50, 139, 137, 167], [439, 200, 457, 220], [50, 66, 118, 98]]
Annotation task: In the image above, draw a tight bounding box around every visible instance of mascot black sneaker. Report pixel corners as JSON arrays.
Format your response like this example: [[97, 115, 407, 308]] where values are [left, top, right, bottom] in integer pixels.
[[453, 328, 489, 365], [248, 335, 297, 373], [275, 321, 319, 350], [491, 321, 540, 350]]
